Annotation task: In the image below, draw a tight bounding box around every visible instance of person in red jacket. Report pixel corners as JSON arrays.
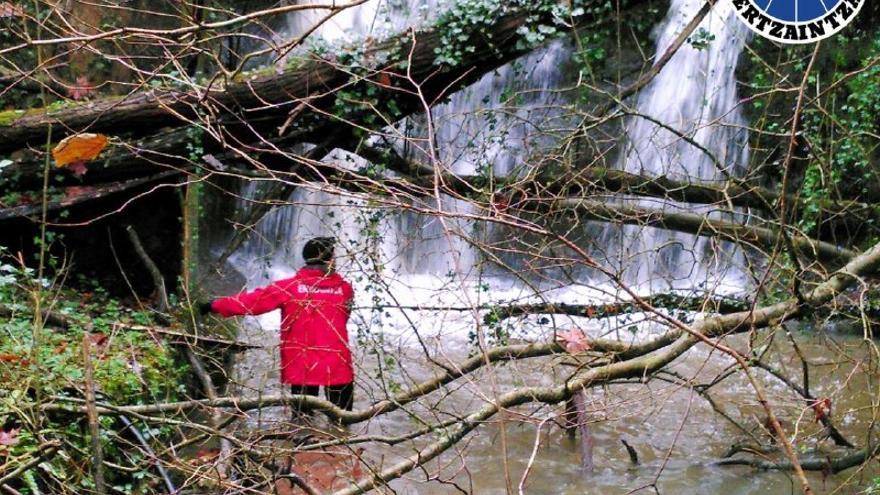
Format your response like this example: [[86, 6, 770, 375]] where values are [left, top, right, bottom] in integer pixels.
[[204, 237, 356, 411]]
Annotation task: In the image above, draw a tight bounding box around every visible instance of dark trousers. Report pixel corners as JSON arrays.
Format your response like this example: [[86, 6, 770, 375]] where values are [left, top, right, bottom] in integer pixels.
[[291, 383, 354, 411]]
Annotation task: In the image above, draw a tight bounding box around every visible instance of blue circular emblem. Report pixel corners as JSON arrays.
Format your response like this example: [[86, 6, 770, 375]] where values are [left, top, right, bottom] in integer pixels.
[[759, 0, 841, 23], [730, 0, 863, 43]]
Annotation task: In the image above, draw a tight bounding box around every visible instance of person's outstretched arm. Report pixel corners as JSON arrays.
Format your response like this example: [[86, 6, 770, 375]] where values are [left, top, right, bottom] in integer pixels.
[[209, 282, 288, 317]]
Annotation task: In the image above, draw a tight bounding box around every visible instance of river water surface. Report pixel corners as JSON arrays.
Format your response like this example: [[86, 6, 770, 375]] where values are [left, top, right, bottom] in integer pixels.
[[217, 269, 879, 494]]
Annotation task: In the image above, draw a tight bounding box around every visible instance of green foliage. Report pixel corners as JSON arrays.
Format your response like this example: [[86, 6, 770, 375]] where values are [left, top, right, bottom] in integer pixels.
[[688, 28, 716, 51], [432, 0, 512, 66], [571, 1, 658, 103], [864, 477, 880, 494], [333, 85, 402, 139], [431, 0, 595, 67], [185, 125, 205, 162], [477, 305, 515, 347], [575, 30, 608, 69], [0, 109, 25, 126], [318, 0, 617, 135], [798, 34, 880, 234], [744, 29, 880, 240], [0, 247, 189, 494]]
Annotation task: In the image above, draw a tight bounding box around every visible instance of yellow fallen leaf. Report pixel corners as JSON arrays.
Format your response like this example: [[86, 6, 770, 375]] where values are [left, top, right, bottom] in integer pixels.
[[52, 133, 109, 167]]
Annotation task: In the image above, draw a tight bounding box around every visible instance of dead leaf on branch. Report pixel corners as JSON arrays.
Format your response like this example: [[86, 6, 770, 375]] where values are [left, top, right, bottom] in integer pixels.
[[66, 160, 90, 177], [810, 397, 832, 423], [0, 427, 20, 447], [84, 332, 108, 349], [52, 133, 109, 176], [0, 353, 29, 366], [63, 185, 98, 201], [14, 193, 34, 206], [557, 328, 591, 354]]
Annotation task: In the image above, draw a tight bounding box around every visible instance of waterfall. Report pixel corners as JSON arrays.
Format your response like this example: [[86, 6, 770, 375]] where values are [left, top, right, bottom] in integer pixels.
[[232, 0, 577, 280], [201, 0, 757, 435], [596, 0, 752, 292], [218, 0, 753, 362], [624, 0, 749, 182]]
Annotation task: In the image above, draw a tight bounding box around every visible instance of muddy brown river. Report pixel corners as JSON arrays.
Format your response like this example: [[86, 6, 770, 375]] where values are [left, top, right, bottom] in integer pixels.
[[229, 296, 880, 495], [363, 327, 878, 494]]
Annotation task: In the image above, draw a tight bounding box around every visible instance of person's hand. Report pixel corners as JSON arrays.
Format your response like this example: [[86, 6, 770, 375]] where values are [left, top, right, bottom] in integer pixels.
[[196, 300, 215, 316]]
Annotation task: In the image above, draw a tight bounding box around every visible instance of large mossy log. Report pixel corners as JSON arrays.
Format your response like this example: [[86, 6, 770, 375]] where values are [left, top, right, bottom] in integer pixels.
[[7, 137, 880, 224], [0, 1, 653, 155]]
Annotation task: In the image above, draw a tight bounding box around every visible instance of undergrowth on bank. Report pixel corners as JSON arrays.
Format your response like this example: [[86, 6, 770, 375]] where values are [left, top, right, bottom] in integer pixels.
[[0, 247, 189, 494]]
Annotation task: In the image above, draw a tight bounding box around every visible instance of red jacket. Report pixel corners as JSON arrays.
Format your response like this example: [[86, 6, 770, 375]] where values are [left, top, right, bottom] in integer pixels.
[[211, 268, 355, 386]]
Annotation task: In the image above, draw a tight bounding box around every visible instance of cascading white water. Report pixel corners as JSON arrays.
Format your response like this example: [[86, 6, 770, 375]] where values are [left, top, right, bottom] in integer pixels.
[[219, 0, 753, 404], [235, 0, 576, 278], [596, 0, 751, 292], [234, 0, 750, 285], [223, 0, 582, 407], [624, 0, 749, 182]]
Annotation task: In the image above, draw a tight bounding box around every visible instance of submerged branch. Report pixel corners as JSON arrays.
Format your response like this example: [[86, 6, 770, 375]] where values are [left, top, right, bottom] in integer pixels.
[[750, 359, 855, 448], [716, 443, 880, 474]]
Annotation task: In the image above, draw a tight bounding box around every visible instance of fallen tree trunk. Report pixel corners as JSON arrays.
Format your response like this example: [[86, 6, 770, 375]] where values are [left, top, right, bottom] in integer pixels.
[[370, 293, 750, 323], [1, 145, 854, 268], [484, 293, 750, 322], [715, 442, 880, 474], [196, 148, 857, 265], [0, 0, 647, 155], [345, 145, 866, 263], [5, 140, 878, 257], [0, 128, 192, 192], [536, 167, 880, 221], [359, 144, 880, 227], [552, 197, 856, 262], [0, 171, 178, 222], [199, 157, 859, 267]]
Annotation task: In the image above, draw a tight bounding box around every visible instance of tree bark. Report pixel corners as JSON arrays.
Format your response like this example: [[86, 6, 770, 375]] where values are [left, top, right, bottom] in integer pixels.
[[552, 198, 855, 262], [482, 293, 749, 323], [358, 144, 880, 225], [0, 172, 178, 222], [0, 1, 647, 154], [716, 442, 880, 474]]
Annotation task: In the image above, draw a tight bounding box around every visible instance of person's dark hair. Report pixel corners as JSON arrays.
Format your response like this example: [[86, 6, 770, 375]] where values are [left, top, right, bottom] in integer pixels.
[[302, 237, 335, 265]]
